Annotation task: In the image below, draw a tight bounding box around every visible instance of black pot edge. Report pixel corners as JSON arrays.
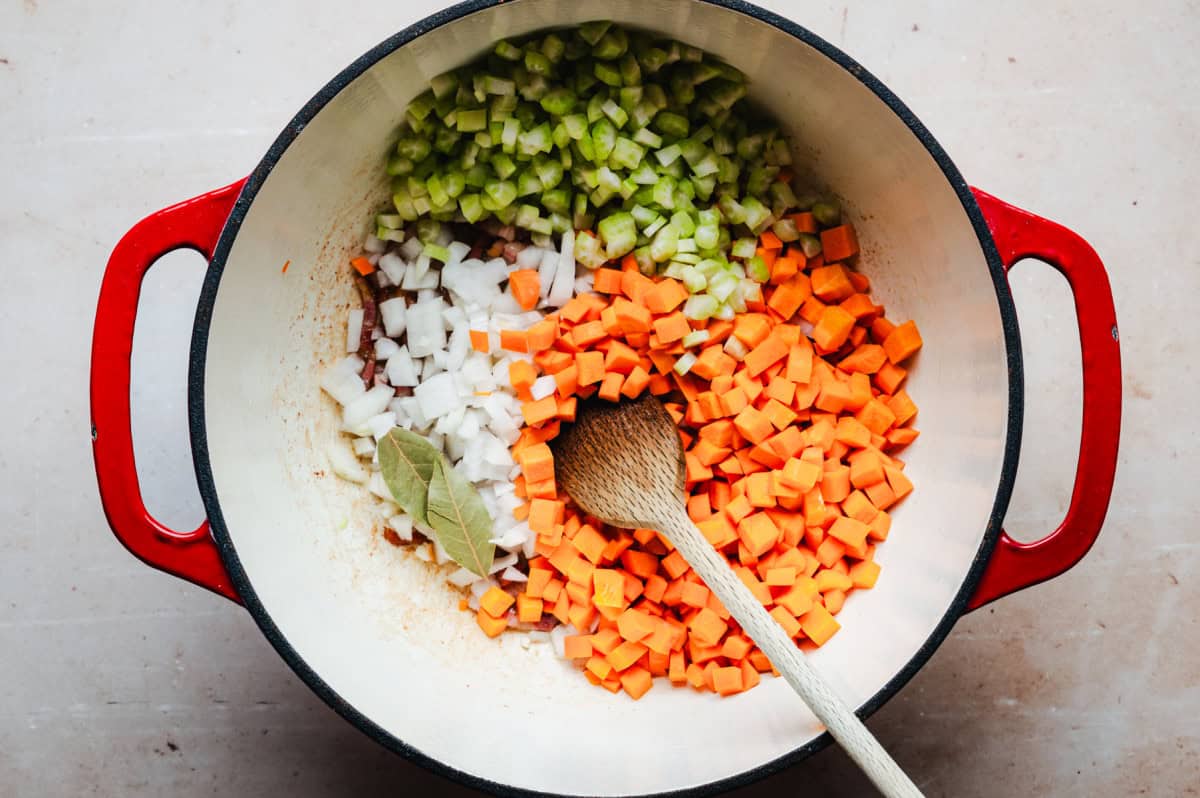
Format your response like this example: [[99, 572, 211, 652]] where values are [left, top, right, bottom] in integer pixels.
[[187, 1, 1024, 796]]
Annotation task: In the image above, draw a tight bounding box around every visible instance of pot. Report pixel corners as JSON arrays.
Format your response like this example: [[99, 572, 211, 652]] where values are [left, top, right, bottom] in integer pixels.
[[89, 1, 1122, 795]]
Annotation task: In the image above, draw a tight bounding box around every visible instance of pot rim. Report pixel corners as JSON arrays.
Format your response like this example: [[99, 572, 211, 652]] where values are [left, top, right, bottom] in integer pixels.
[[187, 1, 1024, 795]]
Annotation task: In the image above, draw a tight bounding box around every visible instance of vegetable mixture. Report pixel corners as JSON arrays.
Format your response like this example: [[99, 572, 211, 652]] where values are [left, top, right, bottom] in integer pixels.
[[321, 22, 922, 701]]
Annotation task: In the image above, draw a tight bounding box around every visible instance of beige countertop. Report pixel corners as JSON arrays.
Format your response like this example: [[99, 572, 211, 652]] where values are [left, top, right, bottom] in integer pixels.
[[1, 0, 1195, 795]]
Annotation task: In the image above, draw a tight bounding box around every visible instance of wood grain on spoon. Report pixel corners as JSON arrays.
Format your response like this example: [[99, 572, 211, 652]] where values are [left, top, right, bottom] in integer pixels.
[[553, 395, 923, 798]]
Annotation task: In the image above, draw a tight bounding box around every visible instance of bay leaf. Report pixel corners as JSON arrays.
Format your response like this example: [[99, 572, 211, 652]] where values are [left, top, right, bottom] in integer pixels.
[[376, 427, 440, 525], [426, 458, 496, 577]]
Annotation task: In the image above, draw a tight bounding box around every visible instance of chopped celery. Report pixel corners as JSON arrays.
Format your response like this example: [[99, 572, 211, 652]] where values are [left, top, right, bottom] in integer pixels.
[[374, 21, 812, 255], [601, 99, 628, 128], [540, 88, 577, 116], [591, 119, 616, 162], [630, 204, 658, 228], [649, 223, 678, 262], [771, 218, 800, 242], [611, 137, 645, 170], [681, 329, 710, 348], [680, 266, 706, 293], [798, 233, 823, 258], [593, 61, 622, 87], [746, 255, 770, 282], [525, 49, 553, 76], [597, 211, 637, 259], [578, 21, 611, 46], [423, 243, 451, 263], [456, 109, 487, 133], [669, 210, 696, 237], [812, 200, 841, 227], [484, 179, 517, 208], [673, 352, 698, 375], [653, 111, 689, 139], [682, 295, 719, 320]]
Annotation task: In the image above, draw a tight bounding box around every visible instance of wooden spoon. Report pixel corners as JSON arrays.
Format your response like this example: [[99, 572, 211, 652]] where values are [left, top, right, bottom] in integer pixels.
[[553, 395, 923, 798]]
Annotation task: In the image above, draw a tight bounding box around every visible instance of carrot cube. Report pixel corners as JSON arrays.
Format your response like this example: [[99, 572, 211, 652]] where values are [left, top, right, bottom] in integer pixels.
[[810, 264, 855, 302], [713, 666, 744, 696], [608, 640, 648, 672], [688, 607, 729, 647], [480, 586, 515, 618], [812, 306, 856, 351], [733, 406, 774, 445], [770, 605, 802, 637], [882, 320, 923, 364], [598, 371, 624, 401], [643, 278, 688, 314], [827, 516, 869, 548], [743, 334, 789, 377], [592, 268, 624, 294], [476, 609, 508, 638], [820, 224, 860, 262], [522, 396, 559, 426], [799, 603, 841, 645], [738, 512, 780, 557], [619, 666, 654, 700], [564, 634, 593, 659], [516, 594, 543, 623]]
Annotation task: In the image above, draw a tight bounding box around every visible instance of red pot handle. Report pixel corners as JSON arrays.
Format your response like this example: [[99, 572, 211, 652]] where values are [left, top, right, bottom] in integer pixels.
[[966, 189, 1121, 609], [90, 180, 248, 603]]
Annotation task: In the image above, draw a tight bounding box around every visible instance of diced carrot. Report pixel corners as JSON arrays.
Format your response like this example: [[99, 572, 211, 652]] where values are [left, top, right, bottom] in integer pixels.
[[476, 609, 508, 638], [882, 320, 923, 364], [770, 605, 803, 637], [733, 314, 772, 348], [469, 329, 490, 353], [604, 340, 641, 373], [875, 360, 907, 395], [350, 256, 375, 276], [799, 603, 841, 645], [522, 318, 554, 352], [884, 464, 914, 501], [480, 587, 515, 618], [564, 634, 593, 659], [820, 224, 860, 262], [619, 666, 654, 700], [759, 230, 783, 251], [653, 311, 692, 344], [643, 278, 688, 314], [812, 306, 856, 351], [572, 320, 608, 348], [767, 273, 812, 321], [597, 371, 624, 401], [738, 512, 780, 557], [508, 269, 542, 310], [522, 396, 558, 427], [508, 360, 537, 400], [839, 343, 887, 374], [713, 666, 744, 696], [743, 334, 789, 378], [733, 406, 773, 445], [857, 398, 897, 435], [688, 607, 728, 647], [516, 594, 543, 623], [592, 268, 624, 294], [608, 640, 648, 672], [827, 516, 869, 549], [500, 329, 529, 352], [576, 351, 606, 386], [849, 450, 886, 488]]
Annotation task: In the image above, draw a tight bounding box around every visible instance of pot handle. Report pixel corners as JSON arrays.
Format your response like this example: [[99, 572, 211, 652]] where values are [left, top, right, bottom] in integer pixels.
[[90, 180, 248, 603], [966, 189, 1121, 609]]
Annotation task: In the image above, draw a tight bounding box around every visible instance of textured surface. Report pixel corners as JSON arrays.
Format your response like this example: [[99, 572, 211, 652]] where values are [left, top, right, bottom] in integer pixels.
[[0, 1, 1195, 796]]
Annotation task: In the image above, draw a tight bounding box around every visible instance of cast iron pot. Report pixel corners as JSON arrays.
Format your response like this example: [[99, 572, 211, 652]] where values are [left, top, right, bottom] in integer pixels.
[[90, 1, 1122, 794]]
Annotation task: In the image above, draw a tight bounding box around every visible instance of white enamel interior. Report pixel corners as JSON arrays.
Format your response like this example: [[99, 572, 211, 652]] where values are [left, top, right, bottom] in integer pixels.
[[199, 1, 1011, 794]]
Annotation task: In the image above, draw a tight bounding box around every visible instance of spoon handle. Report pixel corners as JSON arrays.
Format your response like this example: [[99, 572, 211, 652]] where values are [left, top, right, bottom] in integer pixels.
[[657, 508, 924, 798]]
